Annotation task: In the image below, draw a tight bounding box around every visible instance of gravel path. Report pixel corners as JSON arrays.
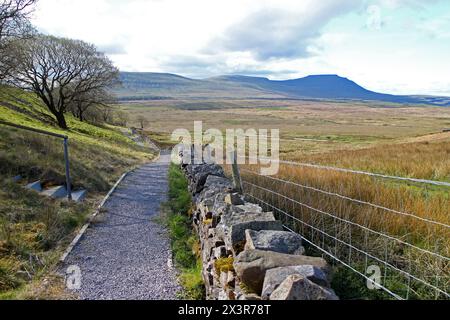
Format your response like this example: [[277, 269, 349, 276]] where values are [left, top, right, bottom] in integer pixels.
[[62, 153, 181, 300]]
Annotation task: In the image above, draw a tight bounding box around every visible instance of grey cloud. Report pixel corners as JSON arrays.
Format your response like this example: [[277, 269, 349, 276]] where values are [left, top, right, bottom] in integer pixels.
[[160, 55, 298, 79], [207, 0, 363, 60], [159, 55, 227, 78]]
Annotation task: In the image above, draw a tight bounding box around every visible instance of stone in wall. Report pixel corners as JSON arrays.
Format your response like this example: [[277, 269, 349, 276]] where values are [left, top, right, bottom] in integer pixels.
[[186, 164, 227, 194], [233, 249, 329, 294], [245, 230, 305, 255], [270, 274, 339, 300], [261, 265, 330, 299], [217, 211, 284, 255]]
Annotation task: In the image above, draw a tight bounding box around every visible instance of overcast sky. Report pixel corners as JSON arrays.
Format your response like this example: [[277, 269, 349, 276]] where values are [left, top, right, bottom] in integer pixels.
[[32, 0, 450, 95]]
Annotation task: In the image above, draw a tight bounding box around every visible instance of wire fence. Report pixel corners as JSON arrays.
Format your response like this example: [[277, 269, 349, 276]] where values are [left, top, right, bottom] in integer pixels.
[[240, 155, 450, 187], [223, 158, 450, 300]]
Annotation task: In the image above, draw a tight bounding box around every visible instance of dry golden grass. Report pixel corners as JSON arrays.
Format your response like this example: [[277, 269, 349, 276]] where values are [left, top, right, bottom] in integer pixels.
[[233, 162, 449, 299], [284, 136, 450, 182]]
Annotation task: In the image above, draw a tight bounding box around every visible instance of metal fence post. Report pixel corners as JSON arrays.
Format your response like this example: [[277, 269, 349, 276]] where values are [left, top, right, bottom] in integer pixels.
[[230, 150, 244, 194], [63, 137, 72, 200]]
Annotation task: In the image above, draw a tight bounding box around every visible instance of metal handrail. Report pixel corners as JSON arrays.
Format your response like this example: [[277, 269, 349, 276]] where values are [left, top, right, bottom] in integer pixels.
[[0, 120, 72, 200]]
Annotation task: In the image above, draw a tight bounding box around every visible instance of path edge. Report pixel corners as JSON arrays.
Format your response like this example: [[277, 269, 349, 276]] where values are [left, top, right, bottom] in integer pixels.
[[58, 171, 129, 264], [59, 148, 163, 264]]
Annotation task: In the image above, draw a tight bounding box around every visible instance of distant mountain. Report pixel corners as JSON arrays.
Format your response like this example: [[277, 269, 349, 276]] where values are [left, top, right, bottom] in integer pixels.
[[115, 72, 285, 100], [114, 72, 450, 106]]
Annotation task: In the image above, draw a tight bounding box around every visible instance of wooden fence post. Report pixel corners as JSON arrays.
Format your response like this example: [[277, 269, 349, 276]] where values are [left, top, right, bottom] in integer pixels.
[[230, 150, 243, 194]]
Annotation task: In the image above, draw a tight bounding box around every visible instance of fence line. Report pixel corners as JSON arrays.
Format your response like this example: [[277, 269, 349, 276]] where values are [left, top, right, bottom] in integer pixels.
[[244, 188, 450, 299], [281, 224, 405, 300], [237, 155, 450, 187], [243, 181, 449, 262], [221, 149, 449, 299], [240, 168, 450, 229], [245, 193, 408, 299]]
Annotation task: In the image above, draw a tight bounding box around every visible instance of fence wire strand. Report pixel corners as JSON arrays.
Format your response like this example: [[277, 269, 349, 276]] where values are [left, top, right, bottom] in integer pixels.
[[240, 168, 450, 229], [244, 191, 449, 300], [243, 181, 449, 262], [237, 155, 450, 187], [222, 152, 450, 300]]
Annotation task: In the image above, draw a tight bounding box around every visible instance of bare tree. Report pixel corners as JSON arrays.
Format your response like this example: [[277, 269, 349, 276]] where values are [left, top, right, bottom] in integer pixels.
[[69, 88, 115, 122], [114, 110, 129, 127], [5, 35, 119, 129], [0, 0, 37, 80], [99, 105, 114, 124], [136, 115, 149, 130], [0, 0, 36, 41]]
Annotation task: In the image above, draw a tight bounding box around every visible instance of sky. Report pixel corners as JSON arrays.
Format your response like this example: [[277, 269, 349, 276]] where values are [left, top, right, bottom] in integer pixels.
[[31, 0, 450, 96]]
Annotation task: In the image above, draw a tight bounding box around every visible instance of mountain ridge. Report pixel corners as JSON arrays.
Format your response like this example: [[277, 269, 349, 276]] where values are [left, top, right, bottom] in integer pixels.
[[114, 72, 450, 106]]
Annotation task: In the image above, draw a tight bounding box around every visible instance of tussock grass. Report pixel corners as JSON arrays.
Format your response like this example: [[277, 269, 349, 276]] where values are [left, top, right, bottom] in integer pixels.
[[238, 163, 449, 299], [283, 138, 450, 182], [0, 180, 90, 296]]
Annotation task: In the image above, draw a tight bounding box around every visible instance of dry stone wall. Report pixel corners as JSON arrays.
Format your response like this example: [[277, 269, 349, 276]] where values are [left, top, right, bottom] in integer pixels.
[[181, 161, 338, 301]]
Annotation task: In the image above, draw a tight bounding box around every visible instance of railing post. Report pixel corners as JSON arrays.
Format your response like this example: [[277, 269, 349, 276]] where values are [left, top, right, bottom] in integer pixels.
[[63, 137, 72, 200], [230, 150, 243, 195]]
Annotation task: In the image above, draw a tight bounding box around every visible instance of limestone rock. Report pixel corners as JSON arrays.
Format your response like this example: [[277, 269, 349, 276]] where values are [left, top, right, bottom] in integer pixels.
[[227, 271, 236, 288], [189, 164, 226, 194], [235, 203, 263, 213], [203, 175, 233, 191], [207, 228, 216, 239], [245, 230, 305, 255], [270, 275, 339, 300], [261, 265, 330, 300], [199, 199, 214, 218], [234, 250, 329, 294], [225, 193, 245, 206], [213, 246, 227, 259], [218, 290, 229, 301], [220, 272, 229, 288], [218, 211, 283, 254], [238, 294, 262, 301]]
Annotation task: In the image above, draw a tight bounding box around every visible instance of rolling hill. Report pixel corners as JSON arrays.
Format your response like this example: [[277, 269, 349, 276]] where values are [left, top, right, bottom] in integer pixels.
[[115, 72, 286, 100], [115, 72, 450, 106]]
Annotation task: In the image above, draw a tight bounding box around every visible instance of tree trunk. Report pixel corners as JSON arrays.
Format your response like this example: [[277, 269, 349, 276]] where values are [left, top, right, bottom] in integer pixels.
[[55, 112, 68, 129]]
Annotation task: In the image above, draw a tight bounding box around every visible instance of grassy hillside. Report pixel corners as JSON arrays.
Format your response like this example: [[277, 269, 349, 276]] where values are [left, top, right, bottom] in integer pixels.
[[0, 86, 156, 299]]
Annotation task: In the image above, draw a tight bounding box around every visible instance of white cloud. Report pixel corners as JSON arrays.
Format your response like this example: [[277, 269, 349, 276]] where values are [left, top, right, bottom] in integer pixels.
[[30, 0, 450, 95]]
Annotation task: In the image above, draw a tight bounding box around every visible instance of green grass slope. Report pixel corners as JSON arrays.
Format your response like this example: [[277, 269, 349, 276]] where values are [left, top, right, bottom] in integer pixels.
[[0, 86, 156, 299]]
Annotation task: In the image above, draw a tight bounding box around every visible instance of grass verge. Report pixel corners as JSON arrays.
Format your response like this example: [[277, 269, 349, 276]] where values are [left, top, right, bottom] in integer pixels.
[[160, 164, 204, 300]]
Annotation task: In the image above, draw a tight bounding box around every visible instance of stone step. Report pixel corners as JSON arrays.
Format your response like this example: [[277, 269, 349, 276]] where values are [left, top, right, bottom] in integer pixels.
[[71, 189, 87, 202], [41, 185, 67, 199], [26, 181, 42, 192]]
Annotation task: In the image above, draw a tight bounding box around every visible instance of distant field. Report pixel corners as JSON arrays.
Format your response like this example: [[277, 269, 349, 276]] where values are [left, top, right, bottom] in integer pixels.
[[118, 98, 450, 181]]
